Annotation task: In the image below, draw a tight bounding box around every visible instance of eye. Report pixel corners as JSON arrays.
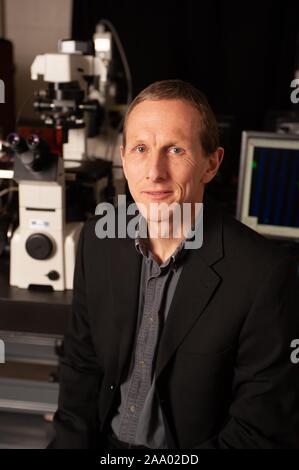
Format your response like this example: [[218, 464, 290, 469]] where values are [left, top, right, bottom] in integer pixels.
[[169, 146, 184, 155], [135, 145, 146, 153]]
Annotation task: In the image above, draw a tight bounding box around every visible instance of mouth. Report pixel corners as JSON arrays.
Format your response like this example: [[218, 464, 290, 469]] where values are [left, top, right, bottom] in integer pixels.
[[141, 190, 173, 200]]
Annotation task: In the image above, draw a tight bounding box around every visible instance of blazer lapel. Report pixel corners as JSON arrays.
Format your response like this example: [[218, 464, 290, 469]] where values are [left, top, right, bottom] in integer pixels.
[[155, 200, 224, 379], [109, 234, 142, 385]]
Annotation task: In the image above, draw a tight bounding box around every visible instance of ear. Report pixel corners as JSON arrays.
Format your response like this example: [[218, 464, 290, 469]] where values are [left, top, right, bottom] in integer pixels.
[[201, 147, 224, 184], [120, 145, 127, 180]]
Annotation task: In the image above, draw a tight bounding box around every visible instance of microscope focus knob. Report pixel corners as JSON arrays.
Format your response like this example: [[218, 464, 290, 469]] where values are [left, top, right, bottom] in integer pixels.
[[25, 233, 53, 260], [47, 270, 60, 281]]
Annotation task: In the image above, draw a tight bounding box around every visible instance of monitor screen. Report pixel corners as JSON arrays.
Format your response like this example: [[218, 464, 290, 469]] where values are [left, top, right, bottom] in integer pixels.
[[237, 131, 299, 240]]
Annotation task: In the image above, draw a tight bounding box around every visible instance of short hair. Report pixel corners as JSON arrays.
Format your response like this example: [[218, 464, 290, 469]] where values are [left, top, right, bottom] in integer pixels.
[[122, 79, 220, 155]]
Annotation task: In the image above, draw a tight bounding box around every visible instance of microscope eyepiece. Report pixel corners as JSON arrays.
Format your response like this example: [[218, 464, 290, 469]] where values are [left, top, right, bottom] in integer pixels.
[[26, 134, 40, 150], [7, 133, 28, 153], [7, 133, 21, 148]]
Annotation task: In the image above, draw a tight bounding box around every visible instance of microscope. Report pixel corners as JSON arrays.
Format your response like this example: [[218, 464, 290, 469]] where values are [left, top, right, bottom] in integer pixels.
[[8, 24, 119, 290], [9, 133, 81, 290], [30, 28, 114, 162]]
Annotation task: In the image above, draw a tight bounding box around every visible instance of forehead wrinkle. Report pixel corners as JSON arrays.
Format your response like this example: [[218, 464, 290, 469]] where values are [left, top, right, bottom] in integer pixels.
[[126, 126, 194, 145]]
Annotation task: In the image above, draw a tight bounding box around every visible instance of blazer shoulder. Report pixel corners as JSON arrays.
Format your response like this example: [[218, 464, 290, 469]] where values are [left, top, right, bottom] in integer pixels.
[[80, 205, 133, 249], [81, 214, 102, 239], [219, 207, 291, 270]]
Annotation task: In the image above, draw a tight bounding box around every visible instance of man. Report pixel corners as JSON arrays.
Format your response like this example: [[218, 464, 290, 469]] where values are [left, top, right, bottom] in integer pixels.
[[49, 80, 299, 449]]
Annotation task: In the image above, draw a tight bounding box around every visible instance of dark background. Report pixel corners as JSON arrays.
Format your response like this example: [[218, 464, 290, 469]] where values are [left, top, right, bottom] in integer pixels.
[[72, 0, 299, 128], [72, 0, 299, 208]]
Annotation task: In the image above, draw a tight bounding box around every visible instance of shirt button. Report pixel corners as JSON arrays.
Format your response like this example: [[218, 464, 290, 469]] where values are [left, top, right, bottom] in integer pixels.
[[149, 317, 154, 323], [110, 384, 115, 390], [140, 360, 145, 368], [129, 405, 136, 413]]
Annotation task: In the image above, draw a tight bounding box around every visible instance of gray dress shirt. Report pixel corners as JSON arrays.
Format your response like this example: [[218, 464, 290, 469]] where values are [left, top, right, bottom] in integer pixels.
[[110, 228, 188, 448]]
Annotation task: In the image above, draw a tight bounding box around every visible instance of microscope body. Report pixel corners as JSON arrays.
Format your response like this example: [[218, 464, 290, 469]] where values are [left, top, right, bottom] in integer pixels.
[[9, 139, 83, 290], [30, 35, 113, 162]]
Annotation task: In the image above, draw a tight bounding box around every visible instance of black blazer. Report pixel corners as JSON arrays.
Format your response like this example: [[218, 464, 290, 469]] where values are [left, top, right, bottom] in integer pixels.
[[49, 200, 299, 449]]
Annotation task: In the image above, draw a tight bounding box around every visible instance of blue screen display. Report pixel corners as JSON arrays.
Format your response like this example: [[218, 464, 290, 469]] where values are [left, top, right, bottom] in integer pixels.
[[249, 146, 299, 227]]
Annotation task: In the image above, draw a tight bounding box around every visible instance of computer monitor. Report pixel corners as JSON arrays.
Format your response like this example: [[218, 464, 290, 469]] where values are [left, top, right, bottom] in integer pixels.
[[236, 131, 299, 240]]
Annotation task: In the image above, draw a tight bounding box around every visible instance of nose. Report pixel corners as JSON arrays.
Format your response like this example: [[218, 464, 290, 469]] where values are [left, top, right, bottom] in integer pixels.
[[146, 149, 168, 181]]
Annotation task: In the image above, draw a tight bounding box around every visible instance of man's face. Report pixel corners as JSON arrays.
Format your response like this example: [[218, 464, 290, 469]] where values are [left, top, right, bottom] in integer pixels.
[[121, 99, 223, 221]]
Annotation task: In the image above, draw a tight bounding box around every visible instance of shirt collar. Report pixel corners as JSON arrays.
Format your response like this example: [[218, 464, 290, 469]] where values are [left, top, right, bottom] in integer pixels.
[[134, 214, 190, 267]]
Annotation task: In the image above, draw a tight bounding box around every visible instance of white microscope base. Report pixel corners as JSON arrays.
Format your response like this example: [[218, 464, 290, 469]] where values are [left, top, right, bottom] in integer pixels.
[[10, 222, 83, 291]]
